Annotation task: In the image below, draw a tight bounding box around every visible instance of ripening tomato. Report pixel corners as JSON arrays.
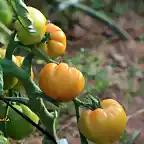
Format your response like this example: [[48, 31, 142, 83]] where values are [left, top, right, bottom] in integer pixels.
[[78, 99, 127, 144], [38, 63, 85, 102], [39, 23, 66, 58], [0, 49, 19, 90], [13, 56, 34, 91], [14, 6, 46, 45]]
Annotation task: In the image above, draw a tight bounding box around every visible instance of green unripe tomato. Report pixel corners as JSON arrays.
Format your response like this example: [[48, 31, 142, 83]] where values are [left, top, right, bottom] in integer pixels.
[[14, 6, 47, 45], [0, 104, 39, 140]]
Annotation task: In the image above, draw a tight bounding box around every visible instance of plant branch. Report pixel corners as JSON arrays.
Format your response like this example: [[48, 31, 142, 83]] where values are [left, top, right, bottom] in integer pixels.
[[5, 31, 17, 60], [4, 97, 29, 105], [0, 59, 59, 141], [73, 99, 88, 144], [1, 98, 57, 143], [32, 45, 57, 63]]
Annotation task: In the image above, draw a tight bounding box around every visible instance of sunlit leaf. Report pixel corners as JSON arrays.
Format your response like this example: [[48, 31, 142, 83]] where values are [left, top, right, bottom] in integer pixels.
[[9, 0, 36, 34]]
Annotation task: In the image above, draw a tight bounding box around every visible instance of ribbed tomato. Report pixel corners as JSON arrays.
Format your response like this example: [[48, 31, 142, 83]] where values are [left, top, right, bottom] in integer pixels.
[[39, 23, 66, 58], [38, 63, 85, 102], [78, 99, 127, 144]]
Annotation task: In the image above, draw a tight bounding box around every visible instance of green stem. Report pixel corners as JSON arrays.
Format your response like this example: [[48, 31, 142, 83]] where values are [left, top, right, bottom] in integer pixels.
[[73, 99, 88, 144], [3, 102, 9, 138], [0, 59, 59, 140], [32, 46, 57, 63], [5, 31, 17, 60], [21, 53, 34, 77], [74, 98, 93, 110], [4, 97, 28, 105]]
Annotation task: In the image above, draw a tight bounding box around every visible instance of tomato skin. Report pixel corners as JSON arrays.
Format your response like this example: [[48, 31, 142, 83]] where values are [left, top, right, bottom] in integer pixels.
[[0, 104, 39, 140], [38, 63, 85, 102], [78, 99, 127, 144], [13, 56, 34, 91], [39, 23, 66, 58], [0, 49, 19, 90], [15, 6, 46, 45]]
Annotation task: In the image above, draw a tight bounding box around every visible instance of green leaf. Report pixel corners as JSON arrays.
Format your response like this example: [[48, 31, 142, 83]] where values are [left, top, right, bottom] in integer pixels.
[[9, 0, 36, 34], [120, 130, 129, 144]]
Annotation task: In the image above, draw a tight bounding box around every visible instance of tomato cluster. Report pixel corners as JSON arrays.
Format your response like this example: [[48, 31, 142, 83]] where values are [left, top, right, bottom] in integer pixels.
[[13, 5, 84, 101], [0, 3, 127, 143]]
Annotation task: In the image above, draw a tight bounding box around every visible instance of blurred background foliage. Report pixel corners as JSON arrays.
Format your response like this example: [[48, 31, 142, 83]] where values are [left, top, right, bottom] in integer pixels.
[[1, 0, 144, 143]]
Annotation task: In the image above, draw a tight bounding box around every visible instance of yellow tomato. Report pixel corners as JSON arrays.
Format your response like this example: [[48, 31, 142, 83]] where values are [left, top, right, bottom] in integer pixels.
[[39, 23, 66, 58], [78, 99, 127, 144], [38, 63, 85, 102]]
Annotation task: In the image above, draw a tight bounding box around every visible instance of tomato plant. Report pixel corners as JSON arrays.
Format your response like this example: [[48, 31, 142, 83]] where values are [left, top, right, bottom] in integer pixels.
[[0, 0, 130, 143], [14, 6, 47, 45], [38, 63, 85, 102], [78, 99, 127, 144], [39, 23, 66, 58], [0, 104, 39, 140]]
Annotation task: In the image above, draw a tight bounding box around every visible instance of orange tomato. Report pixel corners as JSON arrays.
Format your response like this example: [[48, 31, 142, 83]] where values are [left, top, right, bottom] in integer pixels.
[[39, 23, 66, 58], [78, 99, 127, 144], [38, 63, 85, 102], [13, 56, 34, 91]]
